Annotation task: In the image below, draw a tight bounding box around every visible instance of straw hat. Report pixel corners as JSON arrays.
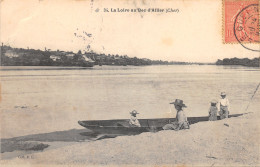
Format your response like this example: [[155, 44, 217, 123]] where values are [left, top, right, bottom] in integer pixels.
[[221, 92, 226, 96], [170, 99, 187, 107], [130, 110, 139, 115]]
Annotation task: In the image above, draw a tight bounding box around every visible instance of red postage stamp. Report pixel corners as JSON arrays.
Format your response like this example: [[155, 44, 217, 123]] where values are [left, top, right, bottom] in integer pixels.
[[223, 0, 259, 43]]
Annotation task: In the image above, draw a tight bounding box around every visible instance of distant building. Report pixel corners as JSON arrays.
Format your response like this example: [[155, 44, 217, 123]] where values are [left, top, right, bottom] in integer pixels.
[[114, 56, 121, 60], [50, 55, 61, 61], [66, 53, 74, 57], [5, 50, 19, 58], [82, 55, 95, 62]]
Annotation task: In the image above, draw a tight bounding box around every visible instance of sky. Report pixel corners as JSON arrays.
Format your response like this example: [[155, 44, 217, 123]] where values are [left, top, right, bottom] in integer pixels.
[[1, 0, 259, 62]]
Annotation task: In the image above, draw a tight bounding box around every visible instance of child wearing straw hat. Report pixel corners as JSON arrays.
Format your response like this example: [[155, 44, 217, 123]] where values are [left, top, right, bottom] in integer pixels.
[[129, 110, 141, 127], [163, 99, 189, 131], [217, 92, 230, 119]]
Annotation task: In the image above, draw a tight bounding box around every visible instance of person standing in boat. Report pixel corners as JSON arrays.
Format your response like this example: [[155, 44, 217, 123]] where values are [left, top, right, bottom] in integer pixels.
[[129, 110, 141, 127], [163, 99, 189, 131], [208, 100, 218, 121], [217, 92, 230, 120]]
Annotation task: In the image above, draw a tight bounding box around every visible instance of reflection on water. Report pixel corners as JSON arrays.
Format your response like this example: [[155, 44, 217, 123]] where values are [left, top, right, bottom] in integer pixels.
[[1, 65, 259, 138]]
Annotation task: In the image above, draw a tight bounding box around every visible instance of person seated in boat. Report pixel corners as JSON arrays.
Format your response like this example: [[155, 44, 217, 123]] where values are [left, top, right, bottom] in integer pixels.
[[208, 100, 218, 121], [129, 110, 141, 127], [163, 99, 189, 131], [217, 92, 230, 120]]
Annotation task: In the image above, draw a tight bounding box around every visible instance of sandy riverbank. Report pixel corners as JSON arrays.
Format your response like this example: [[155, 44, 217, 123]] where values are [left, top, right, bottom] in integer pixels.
[[1, 90, 260, 166], [1, 115, 259, 166]]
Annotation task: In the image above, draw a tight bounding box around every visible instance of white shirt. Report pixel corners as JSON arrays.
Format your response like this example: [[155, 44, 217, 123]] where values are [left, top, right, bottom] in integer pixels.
[[129, 116, 141, 127], [217, 98, 230, 111], [176, 110, 188, 123]]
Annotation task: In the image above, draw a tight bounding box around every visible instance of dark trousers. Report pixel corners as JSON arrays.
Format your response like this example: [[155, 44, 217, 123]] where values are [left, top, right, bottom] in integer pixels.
[[219, 106, 229, 120]]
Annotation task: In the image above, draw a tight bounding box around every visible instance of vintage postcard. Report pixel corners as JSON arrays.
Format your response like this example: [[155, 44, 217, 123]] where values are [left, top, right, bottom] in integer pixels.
[[0, 0, 259, 166]]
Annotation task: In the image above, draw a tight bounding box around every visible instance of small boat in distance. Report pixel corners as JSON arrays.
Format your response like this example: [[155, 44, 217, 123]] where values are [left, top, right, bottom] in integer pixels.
[[78, 113, 244, 135]]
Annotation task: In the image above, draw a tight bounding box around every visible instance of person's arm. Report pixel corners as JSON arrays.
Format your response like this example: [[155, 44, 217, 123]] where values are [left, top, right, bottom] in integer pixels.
[[184, 112, 188, 122], [175, 112, 178, 122], [136, 120, 141, 127], [130, 117, 141, 127], [226, 99, 230, 110], [129, 117, 134, 125], [217, 100, 220, 112]]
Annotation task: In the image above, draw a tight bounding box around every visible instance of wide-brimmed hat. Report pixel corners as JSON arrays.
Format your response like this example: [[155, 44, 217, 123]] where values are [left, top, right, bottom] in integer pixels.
[[170, 99, 187, 107], [221, 92, 226, 96], [130, 110, 139, 115], [211, 100, 218, 104]]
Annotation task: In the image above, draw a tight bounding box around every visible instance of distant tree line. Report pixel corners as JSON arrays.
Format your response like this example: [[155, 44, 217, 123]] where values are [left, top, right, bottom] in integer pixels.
[[1, 45, 95, 67], [0, 45, 153, 67], [0, 45, 157, 67], [0, 44, 213, 67], [216, 57, 259, 67]]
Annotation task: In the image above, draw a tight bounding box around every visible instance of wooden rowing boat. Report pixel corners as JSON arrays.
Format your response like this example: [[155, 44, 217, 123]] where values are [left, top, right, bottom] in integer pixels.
[[78, 113, 243, 135]]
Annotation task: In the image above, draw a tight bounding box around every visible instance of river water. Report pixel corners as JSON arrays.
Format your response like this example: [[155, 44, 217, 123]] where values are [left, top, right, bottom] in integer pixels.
[[1, 65, 259, 138]]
